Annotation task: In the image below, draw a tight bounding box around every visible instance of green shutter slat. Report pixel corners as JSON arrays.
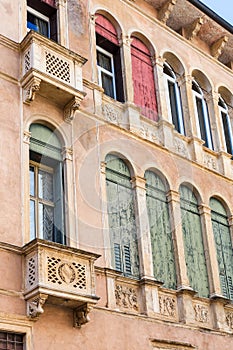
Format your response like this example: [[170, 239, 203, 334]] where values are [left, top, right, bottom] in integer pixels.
[[180, 185, 209, 298], [145, 171, 176, 289], [211, 198, 233, 300], [114, 243, 122, 271], [106, 156, 139, 278]]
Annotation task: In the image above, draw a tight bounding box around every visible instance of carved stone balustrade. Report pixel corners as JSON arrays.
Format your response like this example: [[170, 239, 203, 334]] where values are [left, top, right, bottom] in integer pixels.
[[20, 31, 87, 122], [23, 239, 100, 327]]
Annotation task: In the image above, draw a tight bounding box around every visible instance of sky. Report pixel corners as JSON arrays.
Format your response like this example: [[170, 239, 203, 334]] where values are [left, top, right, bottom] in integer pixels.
[[200, 0, 233, 26]]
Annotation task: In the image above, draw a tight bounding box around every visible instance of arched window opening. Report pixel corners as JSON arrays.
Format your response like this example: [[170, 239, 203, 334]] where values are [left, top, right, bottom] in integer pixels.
[[218, 97, 233, 155], [192, 80, 213, 149], [145, 170, 176, 289], [163, 62, 185, 135], [29, 123, 65, 244], [105, 154, 139, 278], [131, 37, 158, 121], [180, 185, 209, 297], [210, 198, 233, 300], [95, 14, 124, 102]]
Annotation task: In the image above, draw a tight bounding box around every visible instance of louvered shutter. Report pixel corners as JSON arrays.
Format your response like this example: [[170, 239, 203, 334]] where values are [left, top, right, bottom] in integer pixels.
[[131, 37, 158, 121], [145, 171, 176, 289], [180, 186, 209, 297], [210, 198, 233, 300], [106, 155, 139, 278]]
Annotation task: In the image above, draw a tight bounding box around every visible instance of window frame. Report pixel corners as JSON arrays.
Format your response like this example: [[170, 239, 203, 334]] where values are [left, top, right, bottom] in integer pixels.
[[96, 45, 117, 100], [27, 5, 50, 38], [219, 97, 233, 155], [192, 80, 213, 149], [163, 62, 185, 135]]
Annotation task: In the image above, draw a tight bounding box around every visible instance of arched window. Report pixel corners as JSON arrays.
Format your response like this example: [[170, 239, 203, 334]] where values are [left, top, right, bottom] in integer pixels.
[[95, 14, 124, 102], [210, 198, 233, 299], [131, 37, 158, 121], [192, 80, 213, 149], [145, 171, 176, 289], [105, 154, 139, 277], [29, 123, 65, 244], [163, 62, 185, 135], [180, 185, 209, 297], [218, 96, 233, 155]]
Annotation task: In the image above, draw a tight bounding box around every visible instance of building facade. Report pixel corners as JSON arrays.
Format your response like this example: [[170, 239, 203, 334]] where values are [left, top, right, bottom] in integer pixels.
[[0, 0, 233, 349]]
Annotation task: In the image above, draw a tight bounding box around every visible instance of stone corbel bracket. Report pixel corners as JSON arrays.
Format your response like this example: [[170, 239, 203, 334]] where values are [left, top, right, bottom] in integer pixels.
[[73, 303, 93, 328], [211, 35, 228, 59], [183, 17, 204, 40], [27, 293, 48, 320], [158, 0, 176, 24], [23, 76, 41, 104], [64, 96, 82, 123]]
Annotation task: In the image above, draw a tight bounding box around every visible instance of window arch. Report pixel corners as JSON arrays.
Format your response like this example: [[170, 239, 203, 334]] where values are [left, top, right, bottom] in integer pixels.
[[210, 197, 233, 299], [29, 123, 65, 244], [105, 154, 139, 277], [163, 62, 185, 134], [180, 185, 209, 297], [95, 14, 124, 102], [218, 96, 233, 155], [192, 79, 213, 149], [145, 170, 176, 289], [130, 37, 158, 121]]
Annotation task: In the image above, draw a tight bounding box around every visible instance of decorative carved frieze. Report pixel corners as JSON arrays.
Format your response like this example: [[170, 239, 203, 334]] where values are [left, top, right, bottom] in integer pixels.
[[226, 311, 233, 329], [203, 154, 217, 170], [158, 0, 177, 24], [211, 36, 228, 59], [23, 131, 31, 145], [27, 294, 48, 319], [159, 295, 176, 317], [115, 284, 138, 311], [102, 103, 119, 124], [174, 138, 189, 158], [194, 304, 209, 323]]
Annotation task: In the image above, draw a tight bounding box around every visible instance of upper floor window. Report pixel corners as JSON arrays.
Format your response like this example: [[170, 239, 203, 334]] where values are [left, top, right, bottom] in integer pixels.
[[180, 185, 209, 297], [210, 198, 233, 300], [131, 37, 158, 121], [218, 96, 233, 155], [27, 0, 57, 41], [29, 123, 65, 244], [95, 14, 124, 102], [192, 80, 213, 149], [145, 170, 176, 289], [163, 62, 185, 134], [105, 154, 139, 278]]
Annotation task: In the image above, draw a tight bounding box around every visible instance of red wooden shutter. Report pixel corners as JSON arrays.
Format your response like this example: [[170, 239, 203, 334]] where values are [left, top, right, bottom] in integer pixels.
[[41, 0, 56, 8], [95, 14, 119, 45], [131, 37, 158, 121]]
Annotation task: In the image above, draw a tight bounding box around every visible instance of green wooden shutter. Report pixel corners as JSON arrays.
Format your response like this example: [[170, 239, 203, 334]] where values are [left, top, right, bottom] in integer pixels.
[[180, 186, 209, 297], [210, 198, 233, 300], [145, 171, 176, 289], [54, 162, 65, 244], [106, 155, 139, 278]]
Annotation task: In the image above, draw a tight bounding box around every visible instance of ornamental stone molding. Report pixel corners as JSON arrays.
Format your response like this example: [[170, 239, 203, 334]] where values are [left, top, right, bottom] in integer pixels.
[[23, 77, 41, 104], [158, 0, 177, 24], [159, 294, 176, 317], [64, 97, 82, 123], [102, 103, 119, 124], [115, 284, 138, 311], [27, 293, 48, 319], [203, 153, 217, 170], [226, 311, 233, 329], [194, 304, 209, 323], [74, 304, 93, 328]]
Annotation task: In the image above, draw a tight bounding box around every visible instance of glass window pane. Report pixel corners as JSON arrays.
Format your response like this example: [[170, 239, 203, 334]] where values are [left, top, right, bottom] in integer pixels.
[[102, 72, 114, 98], [97, 51, 112, 72], [39, 203, 54, 241], [30, 200, 36, 240], [27, 12, 49, 37], [30, 166, 35, 196], [38, 170, 53, 202]]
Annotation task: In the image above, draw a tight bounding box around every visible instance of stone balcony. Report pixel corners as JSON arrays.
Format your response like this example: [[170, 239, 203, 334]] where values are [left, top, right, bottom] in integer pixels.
[[22, 239, 100, 327], [20, 31, 87, 122]]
